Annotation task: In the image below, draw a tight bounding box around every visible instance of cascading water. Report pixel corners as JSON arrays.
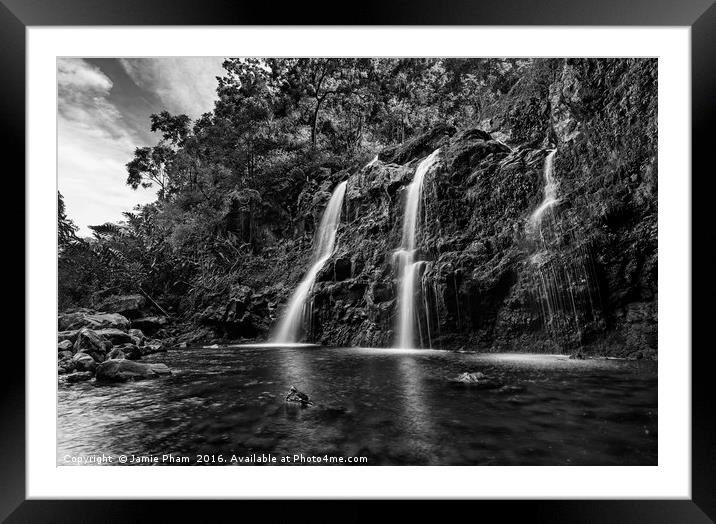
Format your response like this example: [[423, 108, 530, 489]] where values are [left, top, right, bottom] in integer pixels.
[[394, 150, 440, 349], [274, 181, 347, 343], [526, 149, 601, 353], [528, 149, 558, 235], [527, 150, 565, 345]]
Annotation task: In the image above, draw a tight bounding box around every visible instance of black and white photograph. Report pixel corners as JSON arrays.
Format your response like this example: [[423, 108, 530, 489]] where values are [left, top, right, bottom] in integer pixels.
[[56, 57, 658, 467]]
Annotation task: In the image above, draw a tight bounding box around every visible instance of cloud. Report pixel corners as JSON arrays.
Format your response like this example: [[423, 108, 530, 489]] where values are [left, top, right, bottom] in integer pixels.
[[58, 57, 113, 95], [58, 58, 128, 142], [119, 57, 225, 118], [58, 58, 157, 236]]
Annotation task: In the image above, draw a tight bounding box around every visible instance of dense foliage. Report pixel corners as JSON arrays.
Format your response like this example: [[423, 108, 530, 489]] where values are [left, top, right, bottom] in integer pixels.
[[58, 58, 561, 314]]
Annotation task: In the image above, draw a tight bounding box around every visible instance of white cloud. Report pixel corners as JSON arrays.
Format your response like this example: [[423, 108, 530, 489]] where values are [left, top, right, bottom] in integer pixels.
[[119, 57, 225, 118], [58, 58, 158, 236], [58, 58, 113, 94]]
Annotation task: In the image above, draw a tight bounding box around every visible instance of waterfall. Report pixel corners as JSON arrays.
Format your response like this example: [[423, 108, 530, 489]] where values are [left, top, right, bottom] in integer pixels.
[[528, 149, 558, 234], [274, 181, 347, 343], [527, 150, 563, 348], [395, 150, 440, 349], [526, 149, 601, 353]]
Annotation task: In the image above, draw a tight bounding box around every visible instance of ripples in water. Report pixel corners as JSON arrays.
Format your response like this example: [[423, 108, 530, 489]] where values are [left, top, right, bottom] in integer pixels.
[[57, 347, 657, 466]]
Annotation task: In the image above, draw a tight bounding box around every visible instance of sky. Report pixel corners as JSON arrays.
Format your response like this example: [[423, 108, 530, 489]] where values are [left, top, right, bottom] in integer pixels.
[[57, 57, 226, 236]]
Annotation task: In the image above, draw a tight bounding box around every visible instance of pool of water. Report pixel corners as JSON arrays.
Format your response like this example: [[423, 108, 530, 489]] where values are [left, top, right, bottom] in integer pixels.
[[57, 346, 657, 465]]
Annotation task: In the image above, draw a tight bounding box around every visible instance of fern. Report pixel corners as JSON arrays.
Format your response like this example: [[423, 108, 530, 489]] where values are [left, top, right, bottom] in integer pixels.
[[89, 222, 127, 239]]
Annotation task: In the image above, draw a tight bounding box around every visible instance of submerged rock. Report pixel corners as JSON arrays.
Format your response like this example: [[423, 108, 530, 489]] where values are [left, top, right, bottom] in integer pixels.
[[449, 372, 503, 389], [285, 385, 313, 407], [64, 371, 94, 383], [496, 385, 526, 395], [95, 359, 172, 382], [454, 372, 485, 383]]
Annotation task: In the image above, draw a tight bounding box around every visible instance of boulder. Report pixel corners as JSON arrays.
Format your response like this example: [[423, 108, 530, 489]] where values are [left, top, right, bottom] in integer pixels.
[[57, 356, 75, 375], [142, 340, 167, 355], [57, 330, 80, 344], [65, 371, 94, 383], [73, 328, 103, 351], [131, 316, 168, 335], [95, 294, 147, 319], [59, 311, 130, 331], [73, 328, 110, 362], [112, 343, 142, 360], [149, 363, 171, 375], [72, 352, 98, 373], [95, 328, 133, 345], [106, 347, 127, 360], [95, 360, 171, 382], [128, 328, 145, 345], [57, 340, 73, 353]]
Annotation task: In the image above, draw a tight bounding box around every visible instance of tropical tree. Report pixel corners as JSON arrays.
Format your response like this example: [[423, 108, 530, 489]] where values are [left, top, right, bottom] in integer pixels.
[[58, 192, 79, 249], [150, 111, 191, 147], [126, 144, 174, 199]]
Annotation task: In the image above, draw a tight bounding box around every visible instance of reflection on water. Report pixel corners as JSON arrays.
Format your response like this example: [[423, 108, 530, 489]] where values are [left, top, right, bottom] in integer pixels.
[[57, 348, 657, 465]]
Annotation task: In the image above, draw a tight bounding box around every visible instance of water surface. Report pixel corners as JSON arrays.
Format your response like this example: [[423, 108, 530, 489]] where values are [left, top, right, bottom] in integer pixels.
[[58, 347, 657, 465]]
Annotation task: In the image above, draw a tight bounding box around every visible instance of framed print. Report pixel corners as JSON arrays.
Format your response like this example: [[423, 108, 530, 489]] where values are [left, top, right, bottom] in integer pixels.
[[5, 0, 715, 520]]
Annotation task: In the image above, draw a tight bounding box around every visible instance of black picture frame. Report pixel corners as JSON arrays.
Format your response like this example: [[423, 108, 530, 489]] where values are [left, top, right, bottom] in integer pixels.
[[5, 0, 714, 521]]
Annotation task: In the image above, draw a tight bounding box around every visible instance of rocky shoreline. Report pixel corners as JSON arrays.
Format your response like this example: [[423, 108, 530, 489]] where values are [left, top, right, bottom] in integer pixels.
[[57, 294, 176, 384], [59, 284, 655, 386]]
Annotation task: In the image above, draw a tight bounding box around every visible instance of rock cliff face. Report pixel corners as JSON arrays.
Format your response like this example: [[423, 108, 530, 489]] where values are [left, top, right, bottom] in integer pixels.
[[194, 58, 657, 358]]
